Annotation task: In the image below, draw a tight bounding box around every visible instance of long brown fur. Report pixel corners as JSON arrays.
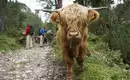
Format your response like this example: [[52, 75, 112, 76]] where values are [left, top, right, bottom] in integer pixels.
[[50, 3, 99, 80]]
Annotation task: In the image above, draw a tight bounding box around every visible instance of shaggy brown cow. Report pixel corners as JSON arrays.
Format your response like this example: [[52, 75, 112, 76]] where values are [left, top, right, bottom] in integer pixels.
[[50, 3, 99, 80]]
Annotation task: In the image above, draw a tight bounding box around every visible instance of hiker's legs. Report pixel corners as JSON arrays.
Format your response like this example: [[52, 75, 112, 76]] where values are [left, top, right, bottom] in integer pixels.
[[29, 35, 33, 48], [40, 35, 43, 47], [45, 37, 47, 44], [26, 35, 30, 49]]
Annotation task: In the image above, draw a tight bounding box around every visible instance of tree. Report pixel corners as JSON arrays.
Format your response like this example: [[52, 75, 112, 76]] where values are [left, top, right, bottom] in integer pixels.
[[5, 1, 43, 37], [0, 0, 7, 31], [39, 0, 62, 9], [81, 0, 130, 64], [107, 0, 130, 64], [75, 0, 114, 7]]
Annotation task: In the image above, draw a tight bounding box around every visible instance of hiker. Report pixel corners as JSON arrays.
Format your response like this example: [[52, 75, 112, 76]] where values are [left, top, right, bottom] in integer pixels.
[[39, 26, 47, 47], [25, 24, 34, 49]]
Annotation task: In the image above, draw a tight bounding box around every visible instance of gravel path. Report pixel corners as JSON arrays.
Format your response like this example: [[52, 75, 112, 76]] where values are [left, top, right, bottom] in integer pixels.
[[0, 44, 66, 80]]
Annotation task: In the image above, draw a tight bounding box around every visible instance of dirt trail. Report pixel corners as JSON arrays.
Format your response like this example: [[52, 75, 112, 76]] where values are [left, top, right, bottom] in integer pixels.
[[0, 44, 66, 80]]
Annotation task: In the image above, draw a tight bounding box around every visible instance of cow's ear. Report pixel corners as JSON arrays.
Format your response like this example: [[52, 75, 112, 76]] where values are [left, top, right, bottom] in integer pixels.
[[88, 10, 99, 23], [50, 12, 60, 23]]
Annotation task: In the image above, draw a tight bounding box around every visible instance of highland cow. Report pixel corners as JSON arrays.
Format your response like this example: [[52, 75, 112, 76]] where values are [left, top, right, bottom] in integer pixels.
[[50, 3, 99, 80]]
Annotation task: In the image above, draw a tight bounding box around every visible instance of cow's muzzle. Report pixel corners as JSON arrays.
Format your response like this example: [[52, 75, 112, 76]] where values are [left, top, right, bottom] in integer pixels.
[[67, 31, 81, 40]]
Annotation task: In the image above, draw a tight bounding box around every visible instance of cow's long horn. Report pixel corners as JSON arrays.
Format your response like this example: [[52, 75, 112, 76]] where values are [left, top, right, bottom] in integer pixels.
[[88, 7, 108, 10], [35, 9, 58, 13], [41, 9, 57, 12]]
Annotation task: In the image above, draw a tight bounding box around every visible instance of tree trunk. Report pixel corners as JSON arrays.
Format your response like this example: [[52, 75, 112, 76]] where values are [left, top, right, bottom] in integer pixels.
[[57, 0, 62, 8], [0, 0, 7, 32], [0, 17, 5, 31]]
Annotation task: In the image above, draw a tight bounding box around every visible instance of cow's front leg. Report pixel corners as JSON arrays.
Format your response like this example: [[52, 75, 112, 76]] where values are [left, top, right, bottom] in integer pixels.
[[62, 50, 73, 80], [76, 46, 86, 72], [66, 59, 73, 80], [76, 56, 83, 72]]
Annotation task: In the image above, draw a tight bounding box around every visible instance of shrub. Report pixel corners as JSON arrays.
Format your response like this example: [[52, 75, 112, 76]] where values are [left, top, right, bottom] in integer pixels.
[[0, 35, 21, 51]]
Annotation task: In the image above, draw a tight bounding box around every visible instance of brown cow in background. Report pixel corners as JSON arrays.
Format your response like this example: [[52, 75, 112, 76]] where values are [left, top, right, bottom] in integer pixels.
[[50, 3, 99, 80]]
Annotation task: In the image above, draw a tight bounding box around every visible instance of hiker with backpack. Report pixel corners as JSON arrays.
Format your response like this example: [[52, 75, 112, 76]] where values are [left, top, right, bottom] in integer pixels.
[[39, 26, 47, 47], [25, 24, 34, 49]]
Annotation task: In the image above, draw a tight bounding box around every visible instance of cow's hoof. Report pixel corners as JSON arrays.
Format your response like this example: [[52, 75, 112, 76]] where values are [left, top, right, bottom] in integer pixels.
[[67, 73, 72, 80], [67, 77, 72, 80]]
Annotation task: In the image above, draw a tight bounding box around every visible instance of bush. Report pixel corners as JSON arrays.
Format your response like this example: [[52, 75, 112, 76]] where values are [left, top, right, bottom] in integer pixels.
[[52, 39, 62, 59], [6, 26, 22, 38], [0, 34, 21, 51], [82, 62, 130, 80]]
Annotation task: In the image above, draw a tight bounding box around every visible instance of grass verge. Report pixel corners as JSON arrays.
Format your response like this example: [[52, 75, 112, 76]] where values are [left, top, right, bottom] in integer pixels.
[[0, 34, 21, 52]]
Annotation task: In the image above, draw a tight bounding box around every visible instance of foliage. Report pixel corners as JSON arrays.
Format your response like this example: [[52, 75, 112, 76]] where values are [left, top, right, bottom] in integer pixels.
[[39, 0, 62, 9], [75, 0, 114, 7], [22, 11, 43, 35], [0, 34, 21, 51], [52, 39, 62, 59], [81, 62, 130, 80], [5, 2, 43, 37], [6, 2, 26, 30], [23, 12, 42, 26], [75, 0, 130, 65], [46, 22, 57, 33], [82, 33, 130, 80]]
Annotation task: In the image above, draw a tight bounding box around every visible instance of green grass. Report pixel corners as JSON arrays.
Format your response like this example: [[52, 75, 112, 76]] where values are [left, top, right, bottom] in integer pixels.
[[52, 33, 130, 80], [52, 41, 62, 59], [0, 34, 21, 52], [82, 62, 129, 80]]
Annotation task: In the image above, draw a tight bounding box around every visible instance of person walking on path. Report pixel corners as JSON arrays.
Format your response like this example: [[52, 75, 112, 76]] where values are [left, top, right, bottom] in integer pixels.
[[39, 26, 47, 47], [25, 25, 34, 49]]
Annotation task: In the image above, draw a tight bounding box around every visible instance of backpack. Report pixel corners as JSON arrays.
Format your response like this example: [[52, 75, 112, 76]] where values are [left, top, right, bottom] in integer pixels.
[[29, 26, 34, 35]]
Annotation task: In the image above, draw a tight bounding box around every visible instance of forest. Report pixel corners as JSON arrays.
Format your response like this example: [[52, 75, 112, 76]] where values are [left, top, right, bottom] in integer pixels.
[[0, 0, 130, 80]]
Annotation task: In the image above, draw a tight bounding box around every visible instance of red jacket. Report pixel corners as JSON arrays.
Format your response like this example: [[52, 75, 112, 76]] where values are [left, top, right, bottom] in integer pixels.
[[25, 26, 30, 36]]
